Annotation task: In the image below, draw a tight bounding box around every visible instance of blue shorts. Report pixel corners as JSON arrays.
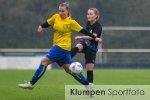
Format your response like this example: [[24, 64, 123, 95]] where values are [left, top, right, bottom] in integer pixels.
[[46, 45, 72, 66]]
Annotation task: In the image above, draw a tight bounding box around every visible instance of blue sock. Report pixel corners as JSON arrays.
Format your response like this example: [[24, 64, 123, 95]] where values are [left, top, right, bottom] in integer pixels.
[[30, 64, 47, 85], [79, 73, 88, 85], [70, 73, 89, 85]]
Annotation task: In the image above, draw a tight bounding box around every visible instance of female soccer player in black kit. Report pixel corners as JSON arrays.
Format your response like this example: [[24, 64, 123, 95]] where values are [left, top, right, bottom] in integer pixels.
[[71, 8, 102, 87]]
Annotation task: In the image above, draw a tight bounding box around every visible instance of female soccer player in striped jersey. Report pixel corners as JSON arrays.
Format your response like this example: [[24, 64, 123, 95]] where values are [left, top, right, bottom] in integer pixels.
[[71, 8, 102, 87], [18, 2, 100, 89]]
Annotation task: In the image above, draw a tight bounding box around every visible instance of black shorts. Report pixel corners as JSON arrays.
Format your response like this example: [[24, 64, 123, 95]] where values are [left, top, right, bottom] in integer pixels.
[[79, 41, 97, 64]]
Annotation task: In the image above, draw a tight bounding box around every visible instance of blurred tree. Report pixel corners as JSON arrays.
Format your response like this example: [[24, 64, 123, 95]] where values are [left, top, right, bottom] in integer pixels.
[[0, 0, 150, 48]]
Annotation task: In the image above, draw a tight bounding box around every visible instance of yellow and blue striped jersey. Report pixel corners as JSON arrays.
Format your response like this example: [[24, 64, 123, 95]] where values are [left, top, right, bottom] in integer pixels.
[[47, 14, 83, 51]]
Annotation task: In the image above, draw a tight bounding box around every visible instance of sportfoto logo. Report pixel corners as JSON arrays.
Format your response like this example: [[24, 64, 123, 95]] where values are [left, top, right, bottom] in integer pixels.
[[70, 88, 144, 97], [70, 88, 105, 96], [65, 85, 150, 100]]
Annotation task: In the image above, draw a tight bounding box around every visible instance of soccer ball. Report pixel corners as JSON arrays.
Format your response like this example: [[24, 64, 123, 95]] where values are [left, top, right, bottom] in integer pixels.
[[69, 62, 83, 74]]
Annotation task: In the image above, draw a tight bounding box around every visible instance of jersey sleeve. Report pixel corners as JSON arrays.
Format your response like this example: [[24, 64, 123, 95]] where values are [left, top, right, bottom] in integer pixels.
[[93, 25, 102, 37], [71, 20, 83, 32], [47, 14, 58, 25]]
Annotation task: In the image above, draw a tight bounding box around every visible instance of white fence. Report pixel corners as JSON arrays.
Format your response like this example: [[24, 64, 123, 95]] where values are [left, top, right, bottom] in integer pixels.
[[0, 49, 51, 69], [0, 49, 150, 69]]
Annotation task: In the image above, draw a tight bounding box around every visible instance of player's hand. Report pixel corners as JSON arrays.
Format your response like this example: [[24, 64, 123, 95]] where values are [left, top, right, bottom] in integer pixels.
[[75, 36, 82, 40], [95, 37, 102, 43], [37, 25, 43, 33]]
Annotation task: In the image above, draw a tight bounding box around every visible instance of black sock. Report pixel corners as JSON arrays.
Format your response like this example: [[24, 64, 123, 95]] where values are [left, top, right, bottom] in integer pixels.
[[87, 71, 93, 83], [70, 47, 79, 58]]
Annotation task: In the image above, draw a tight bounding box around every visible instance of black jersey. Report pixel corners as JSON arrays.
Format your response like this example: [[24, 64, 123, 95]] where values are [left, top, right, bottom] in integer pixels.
[[80, 21, 102, 52]]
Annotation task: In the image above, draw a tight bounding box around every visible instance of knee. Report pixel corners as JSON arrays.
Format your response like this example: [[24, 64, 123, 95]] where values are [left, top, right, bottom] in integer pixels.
[[76, 44, 83, 52], [63, 65, 71, 73], [41, 58, 50, 66], [86, 64, 94, 71], [64, 68, 71, 73]]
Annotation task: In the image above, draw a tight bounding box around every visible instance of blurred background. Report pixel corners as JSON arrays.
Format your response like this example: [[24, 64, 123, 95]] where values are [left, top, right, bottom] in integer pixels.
[[0, 0, 150, 69]]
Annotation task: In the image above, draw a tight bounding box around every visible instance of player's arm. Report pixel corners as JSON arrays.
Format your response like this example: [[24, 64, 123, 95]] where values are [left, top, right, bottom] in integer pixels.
[[37, 14, 58, 33], [75, 36, 93, 40], [71, 20, 100, 42], [80, 24, 102, 41], [79, 24, 102, 42], [79, 29, 96, 39], [75, 34, 102, 43], [76, 32, 99, 40], [37, 22, 51, 33], [75, 32, 98, 40], [79, 29, 102, 42]]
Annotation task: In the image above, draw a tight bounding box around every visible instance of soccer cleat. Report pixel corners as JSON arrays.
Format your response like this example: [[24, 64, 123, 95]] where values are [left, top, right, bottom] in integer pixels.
[[85, 83, 94, 98], [85, 83, 93, 91], [18, 82, 33, 89]]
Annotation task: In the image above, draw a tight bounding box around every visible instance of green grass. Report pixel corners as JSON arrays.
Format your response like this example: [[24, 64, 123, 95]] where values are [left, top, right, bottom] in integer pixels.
[[0, 69, 150, 100]]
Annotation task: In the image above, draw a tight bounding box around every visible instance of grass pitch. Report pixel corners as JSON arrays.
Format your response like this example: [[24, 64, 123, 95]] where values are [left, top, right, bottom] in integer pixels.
[[0, 69, 150, 100]]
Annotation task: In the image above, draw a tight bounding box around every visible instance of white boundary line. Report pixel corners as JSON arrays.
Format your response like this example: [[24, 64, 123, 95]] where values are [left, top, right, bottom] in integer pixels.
[[103, 26, 150, 31], [1, 49, 150, 53], [99, 49, 150, 53]]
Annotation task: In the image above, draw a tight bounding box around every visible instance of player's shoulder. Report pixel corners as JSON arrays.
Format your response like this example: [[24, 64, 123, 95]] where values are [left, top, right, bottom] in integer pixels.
[[95, 21, 102, 30], [48, 13, 59, 19], [70, 19, 79, 25], [96, 21, 102, 27], [70, 19, 76, 22], [53, 13, 60, 17], [92, 21, 102, 35]]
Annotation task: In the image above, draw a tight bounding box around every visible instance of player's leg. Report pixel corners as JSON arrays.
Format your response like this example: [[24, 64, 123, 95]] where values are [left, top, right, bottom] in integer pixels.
[[86, 63, 94, 84], [63, 64, 88, 85], [30, 57, 53, 85], [84, 49, 96, 85], [84, 50, 96, 97], [86, 63, 95, 97], [18, 46, 60, 89], [18, 57, 53, 89], [70, 43, 83, 58], [61, 53, 88, 85]]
